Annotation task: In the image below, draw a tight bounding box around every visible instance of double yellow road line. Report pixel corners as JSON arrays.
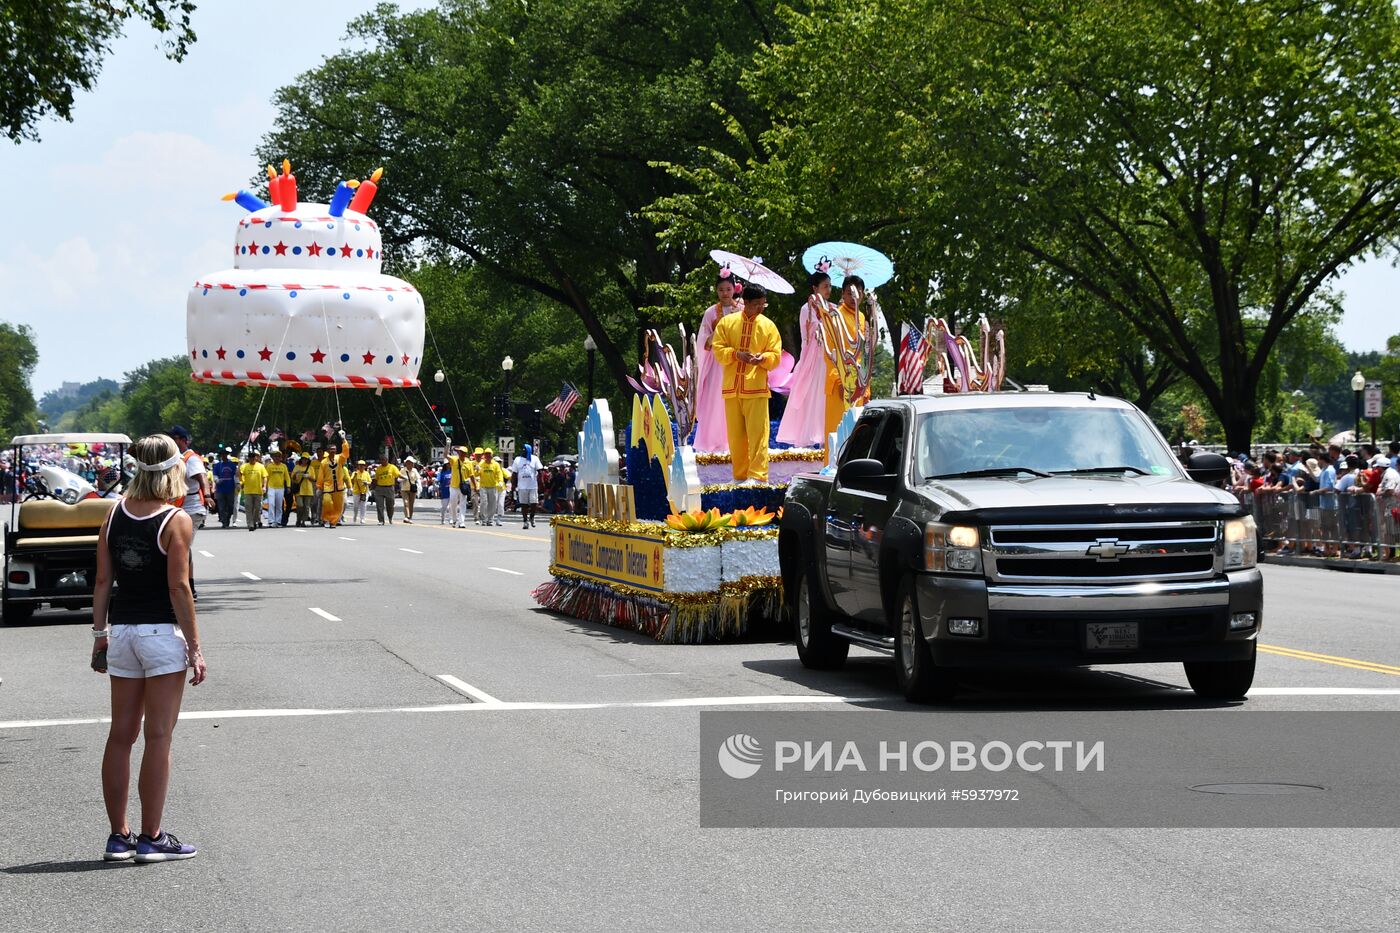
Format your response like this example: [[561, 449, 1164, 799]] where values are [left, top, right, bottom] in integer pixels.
[[1260, 643, 1400, 677]]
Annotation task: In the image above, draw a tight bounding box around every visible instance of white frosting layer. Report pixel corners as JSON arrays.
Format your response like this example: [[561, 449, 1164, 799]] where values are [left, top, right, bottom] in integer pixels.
[[234, 203, 382, 274]]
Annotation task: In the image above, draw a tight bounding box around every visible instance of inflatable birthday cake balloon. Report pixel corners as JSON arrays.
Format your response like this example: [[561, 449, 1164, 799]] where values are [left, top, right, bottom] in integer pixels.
[[187, 163, 425, 388]]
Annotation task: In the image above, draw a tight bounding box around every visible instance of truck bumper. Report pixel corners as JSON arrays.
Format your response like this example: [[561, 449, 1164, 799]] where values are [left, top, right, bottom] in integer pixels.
[[915, 569, 1263, 668]]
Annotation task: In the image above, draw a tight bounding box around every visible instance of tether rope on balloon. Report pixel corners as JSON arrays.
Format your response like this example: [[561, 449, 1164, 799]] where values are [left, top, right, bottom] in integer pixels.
[[316, 287, 345, 432], [423, 313, 467, 444], [243, 315, 295, 454], [374, 311, 466, 452]]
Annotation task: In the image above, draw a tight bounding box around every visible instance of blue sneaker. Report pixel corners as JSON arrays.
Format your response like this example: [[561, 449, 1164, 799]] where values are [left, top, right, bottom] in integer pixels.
[[103, 831, 139, 862], [134, 831, 197, 863]]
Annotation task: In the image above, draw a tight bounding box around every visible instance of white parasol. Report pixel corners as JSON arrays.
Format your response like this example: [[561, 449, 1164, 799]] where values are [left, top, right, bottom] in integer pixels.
[[709, 249, 795, 294]]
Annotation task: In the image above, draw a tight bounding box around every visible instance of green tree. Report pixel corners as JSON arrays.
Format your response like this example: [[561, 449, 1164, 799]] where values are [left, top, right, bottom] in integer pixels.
[[257, 0, 790, 391], [0, 321, 39, 437], [1, 1, 196, 143], [657, 0, 1400, 451]]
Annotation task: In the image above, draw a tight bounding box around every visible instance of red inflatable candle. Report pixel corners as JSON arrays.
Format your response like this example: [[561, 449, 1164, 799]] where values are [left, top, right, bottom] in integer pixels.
[[348, 167, 383, 214], [266, 164, 282, 206], [278, 158, 298, 212]]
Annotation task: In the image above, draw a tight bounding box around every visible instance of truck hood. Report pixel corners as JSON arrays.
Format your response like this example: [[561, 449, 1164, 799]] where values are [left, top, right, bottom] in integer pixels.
[[917, 473, 1242, 522]]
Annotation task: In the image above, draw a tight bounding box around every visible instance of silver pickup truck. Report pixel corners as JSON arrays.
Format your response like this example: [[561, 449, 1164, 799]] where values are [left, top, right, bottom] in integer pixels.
[[779, 392, 1262, 702]]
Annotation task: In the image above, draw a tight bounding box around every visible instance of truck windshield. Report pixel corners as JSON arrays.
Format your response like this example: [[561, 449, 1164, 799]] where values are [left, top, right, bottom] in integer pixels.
[[916, 406, 1181, 480]]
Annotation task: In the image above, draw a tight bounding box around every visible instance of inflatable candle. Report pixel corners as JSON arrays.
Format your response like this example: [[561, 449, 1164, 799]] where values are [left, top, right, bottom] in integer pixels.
[[188, 164, 425, 388]]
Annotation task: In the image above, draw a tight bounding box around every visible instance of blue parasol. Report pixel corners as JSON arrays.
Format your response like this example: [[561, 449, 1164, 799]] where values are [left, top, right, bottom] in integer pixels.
[[802, 241, 895, 289]]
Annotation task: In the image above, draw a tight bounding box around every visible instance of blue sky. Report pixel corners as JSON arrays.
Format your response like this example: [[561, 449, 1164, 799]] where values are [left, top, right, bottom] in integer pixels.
[[2, 1, 1396, 396]]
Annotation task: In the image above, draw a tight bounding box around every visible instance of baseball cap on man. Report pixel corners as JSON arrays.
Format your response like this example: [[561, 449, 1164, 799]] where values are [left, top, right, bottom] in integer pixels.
[[168, 425, 191, 440], [473, 447, 484, 455]]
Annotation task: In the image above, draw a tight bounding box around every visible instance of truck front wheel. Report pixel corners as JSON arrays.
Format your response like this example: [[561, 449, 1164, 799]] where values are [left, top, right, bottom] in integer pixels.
[[895, 578, 957, 703], [1183, 646, 1256, 700], [791, 564, 848, 670]]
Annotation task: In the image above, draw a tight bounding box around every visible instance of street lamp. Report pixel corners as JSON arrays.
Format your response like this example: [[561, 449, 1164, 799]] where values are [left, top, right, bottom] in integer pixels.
[[1351, 371, 1366, 442], [582, 335, 597, 401], [434, 369, 445, 384], [501, 356, 515, 433]]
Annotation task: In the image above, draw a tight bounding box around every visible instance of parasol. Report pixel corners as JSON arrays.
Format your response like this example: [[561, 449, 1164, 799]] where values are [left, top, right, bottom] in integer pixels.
[[802, 241, 895, 289], [709, 249, 795, 294]]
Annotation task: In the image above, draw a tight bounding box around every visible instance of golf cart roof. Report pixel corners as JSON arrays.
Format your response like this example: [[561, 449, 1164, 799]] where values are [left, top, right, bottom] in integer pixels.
[[9, 433, 134, 447]]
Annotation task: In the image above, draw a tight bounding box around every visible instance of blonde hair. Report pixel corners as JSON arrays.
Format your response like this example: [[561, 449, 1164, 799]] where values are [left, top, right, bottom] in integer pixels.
[[125, 434, 187, 503]]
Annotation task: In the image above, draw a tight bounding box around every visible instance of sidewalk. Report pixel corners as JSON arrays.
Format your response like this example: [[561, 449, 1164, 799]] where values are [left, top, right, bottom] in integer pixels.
[[1262, 552, 1400, 575]]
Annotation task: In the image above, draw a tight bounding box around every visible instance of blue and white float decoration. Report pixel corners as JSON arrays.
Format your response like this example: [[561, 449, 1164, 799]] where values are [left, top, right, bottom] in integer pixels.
[[578, 398, 621, 488], [187, 162, 425, 389]]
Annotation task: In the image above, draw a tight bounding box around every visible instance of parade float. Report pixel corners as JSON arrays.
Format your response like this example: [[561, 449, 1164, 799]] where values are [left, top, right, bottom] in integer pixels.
[[533, 245, 910, 643], [187, 163, 425, 389]]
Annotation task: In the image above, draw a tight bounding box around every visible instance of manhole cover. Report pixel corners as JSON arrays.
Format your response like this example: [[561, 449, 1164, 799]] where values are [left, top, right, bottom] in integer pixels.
[[1189, 783, 1325, 795]]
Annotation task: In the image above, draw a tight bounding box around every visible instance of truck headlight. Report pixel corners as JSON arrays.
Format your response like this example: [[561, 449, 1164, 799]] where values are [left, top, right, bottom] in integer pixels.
[[1223, 516, 1257, 570], [925, 522, 982, 574]]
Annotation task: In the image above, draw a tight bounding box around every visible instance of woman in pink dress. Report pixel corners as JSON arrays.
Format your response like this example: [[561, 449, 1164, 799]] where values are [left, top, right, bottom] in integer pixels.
[[776, 269, 833, 447], [692, 273, 742, 452]]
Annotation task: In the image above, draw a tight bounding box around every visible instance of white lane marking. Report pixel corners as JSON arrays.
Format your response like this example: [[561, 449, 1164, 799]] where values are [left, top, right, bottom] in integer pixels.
[[240, 571, 261, 581], [308, 607, 341, 622], [596, 672, 686, 678], [338, 536, 356, 541], [198, 550, 214, 558], [399, 548, 424, 554], [488, 567, 523, 576], [0, 694, 871, 730], [435, 674, 502, 705], [1248, 687, 1400, 695]]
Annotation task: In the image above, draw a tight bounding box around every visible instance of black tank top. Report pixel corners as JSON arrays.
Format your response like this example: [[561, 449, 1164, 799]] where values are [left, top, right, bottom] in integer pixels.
[[107, 503, 179, 625]]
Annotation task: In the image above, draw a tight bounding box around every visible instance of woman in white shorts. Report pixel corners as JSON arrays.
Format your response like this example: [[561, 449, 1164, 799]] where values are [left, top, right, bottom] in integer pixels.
[[91, 434, 208, 864]]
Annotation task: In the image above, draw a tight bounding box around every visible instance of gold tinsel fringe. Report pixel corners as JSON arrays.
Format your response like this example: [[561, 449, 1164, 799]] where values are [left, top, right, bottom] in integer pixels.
[[696, 449, 825, 466], [549, 516, 777, 549]]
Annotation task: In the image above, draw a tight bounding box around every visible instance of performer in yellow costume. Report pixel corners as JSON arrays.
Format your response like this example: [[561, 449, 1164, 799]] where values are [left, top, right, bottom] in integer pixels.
[[824, 274, 870, 437], [317, 436, 351, 528], [711, 283, 783, 483]]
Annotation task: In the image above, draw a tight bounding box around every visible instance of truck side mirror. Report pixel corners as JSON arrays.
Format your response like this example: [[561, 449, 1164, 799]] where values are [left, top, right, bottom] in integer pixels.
[[1186, 451, 1231, 486], [837, 457, 891, 490]]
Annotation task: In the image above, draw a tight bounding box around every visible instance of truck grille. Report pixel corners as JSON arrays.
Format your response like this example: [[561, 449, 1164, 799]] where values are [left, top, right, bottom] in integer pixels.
[[986, 522, 1219, 583]]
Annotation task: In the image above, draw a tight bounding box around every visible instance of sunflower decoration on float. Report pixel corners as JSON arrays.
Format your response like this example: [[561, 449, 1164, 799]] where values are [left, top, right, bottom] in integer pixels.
[[664, 507, 732, 533]]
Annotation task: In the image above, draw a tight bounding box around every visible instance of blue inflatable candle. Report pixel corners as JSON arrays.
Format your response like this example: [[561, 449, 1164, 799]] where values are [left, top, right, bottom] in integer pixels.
[[327, 179, 359, 217], [222, 190, 269, 213]]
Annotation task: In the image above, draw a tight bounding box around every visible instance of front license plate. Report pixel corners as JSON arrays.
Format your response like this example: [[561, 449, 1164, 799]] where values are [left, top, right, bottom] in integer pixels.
[[1085, 621, 1138, 650]]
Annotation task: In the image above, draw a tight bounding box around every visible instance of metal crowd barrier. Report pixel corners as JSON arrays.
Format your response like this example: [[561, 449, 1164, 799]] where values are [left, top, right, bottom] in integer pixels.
[[1232, 488, 1399, 559]]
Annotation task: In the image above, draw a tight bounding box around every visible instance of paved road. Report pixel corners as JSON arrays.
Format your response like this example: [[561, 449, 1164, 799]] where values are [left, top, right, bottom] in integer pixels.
[[1, 514, 1397, 931]]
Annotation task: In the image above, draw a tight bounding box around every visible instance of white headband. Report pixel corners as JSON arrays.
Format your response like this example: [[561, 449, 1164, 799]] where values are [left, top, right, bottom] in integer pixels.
[[138, 453, 183, 472]]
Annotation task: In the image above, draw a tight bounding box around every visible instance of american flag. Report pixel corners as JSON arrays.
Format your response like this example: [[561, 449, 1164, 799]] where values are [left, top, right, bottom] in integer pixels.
[[898, 322, 931, 394], [545, 382, 582, 420]]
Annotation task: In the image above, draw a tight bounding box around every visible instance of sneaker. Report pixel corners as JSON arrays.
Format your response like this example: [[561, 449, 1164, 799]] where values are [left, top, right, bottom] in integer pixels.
[[404, 518, 413, 524], [103, 831, 139, 862], [494, 520, 503, 526], [134, 831, 197, 863]]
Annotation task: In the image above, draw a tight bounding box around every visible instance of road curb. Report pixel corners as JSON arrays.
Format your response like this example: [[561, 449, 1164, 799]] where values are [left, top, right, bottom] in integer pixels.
[[1262, 553, 1400, 575]]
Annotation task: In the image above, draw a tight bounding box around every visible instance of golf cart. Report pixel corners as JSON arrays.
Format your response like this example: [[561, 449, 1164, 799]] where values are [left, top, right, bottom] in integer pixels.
[[2, 433, 131, 625]]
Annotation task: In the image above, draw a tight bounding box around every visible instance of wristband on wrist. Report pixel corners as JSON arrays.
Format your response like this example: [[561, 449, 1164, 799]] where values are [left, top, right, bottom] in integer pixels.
[[92, 628, 109, 640]]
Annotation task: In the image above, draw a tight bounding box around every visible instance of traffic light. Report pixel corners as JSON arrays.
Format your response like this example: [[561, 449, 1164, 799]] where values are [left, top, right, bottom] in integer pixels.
[[493, 394, 509, 419], [529, 408, 542, 436]]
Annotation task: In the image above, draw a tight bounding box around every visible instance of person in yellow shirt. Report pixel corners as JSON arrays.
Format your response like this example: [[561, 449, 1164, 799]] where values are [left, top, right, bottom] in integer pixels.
[[470, 447, 486, 525], [317, 437, 351, 529], [238, 451, 268, 531], [446, 446, 470, 528], [823, 274, 871, 437], [712, 282, 783, 483], [371, 453, 401, 524], [265, 451, 290, 527], [289, 454, 317, 526], [349, 459, 372, 525], [477, 449, 507, 527]]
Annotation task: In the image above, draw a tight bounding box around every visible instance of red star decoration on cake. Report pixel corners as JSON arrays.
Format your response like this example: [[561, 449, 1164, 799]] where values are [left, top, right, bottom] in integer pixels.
[[307, 241, 322, 257], [248, 240, 259, 254], [401, 355, 409, 365], [341, 242, 354, 259], [191, 349, 197, 359], [273, 241, 288, 256], [366, 247, 374, 258], [215, 346, 227, 360], [362, 350, 376, 365], [311, 348, 326, 363], [258, 346, 273, 361]]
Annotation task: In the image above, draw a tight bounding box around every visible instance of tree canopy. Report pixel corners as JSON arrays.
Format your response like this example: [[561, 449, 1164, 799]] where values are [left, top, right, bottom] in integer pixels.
[[0, 322, 39, 438], [654, 0, 1400, 449], [1, 0, 196, 143]]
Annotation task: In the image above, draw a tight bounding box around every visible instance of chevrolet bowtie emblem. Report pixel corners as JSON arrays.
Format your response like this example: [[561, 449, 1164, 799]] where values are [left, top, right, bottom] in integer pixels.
[[1087, 538, 1130, 561]]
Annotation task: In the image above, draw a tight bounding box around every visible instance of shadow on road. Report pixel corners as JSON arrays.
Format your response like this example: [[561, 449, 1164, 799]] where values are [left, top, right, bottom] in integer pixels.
[[3, 860, 132, 874], [743, 657, 1243, 712]]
